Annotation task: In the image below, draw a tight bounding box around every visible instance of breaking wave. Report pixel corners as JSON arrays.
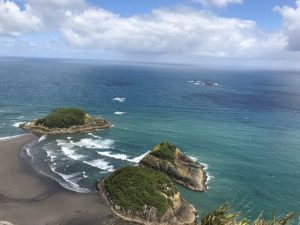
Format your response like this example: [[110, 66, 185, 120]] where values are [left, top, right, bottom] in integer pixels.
[[114, 111, 126, 115], [0, 134, 29, 142], [187, 155, 198, 162], [71, 138, 115, 150], [112, 97, 126, 102], [12, 121, 26, 127], [39, 135, 47, 142], [128, 151, 150, 163], [83, 159, 114, 172], [97, 151, 128, 161], [44, 147, 58, 162], [49, 168, 89, 193], [56, 139, 85, 160]]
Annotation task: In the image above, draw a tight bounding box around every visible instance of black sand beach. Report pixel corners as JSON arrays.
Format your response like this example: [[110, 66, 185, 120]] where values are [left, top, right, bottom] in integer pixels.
[[0, 134, 135, 225]]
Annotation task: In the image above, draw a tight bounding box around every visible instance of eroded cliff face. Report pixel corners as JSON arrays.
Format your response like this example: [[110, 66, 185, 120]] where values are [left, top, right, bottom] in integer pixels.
[[19, 117, 111, 134], [140, 147, 207, 192], [97, 180, 197, 225]]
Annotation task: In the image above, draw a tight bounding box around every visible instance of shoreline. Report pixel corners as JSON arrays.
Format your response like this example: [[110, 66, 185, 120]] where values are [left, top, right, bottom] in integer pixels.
[[0, 133, 124, 225]]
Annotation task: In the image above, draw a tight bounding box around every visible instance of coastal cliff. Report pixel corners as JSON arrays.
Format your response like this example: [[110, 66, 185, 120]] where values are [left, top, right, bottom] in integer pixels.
[[140, 142, 207, 192], [97, 166, 197, 225], [19, 108, 111, 134]]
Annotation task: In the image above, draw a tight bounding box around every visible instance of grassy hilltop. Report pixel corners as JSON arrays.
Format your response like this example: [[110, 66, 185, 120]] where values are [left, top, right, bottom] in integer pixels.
[[150, 141, 177, 162], [20, 107, 111, 134], [104, 166, 178, 217], [35, 108, 86, 128]]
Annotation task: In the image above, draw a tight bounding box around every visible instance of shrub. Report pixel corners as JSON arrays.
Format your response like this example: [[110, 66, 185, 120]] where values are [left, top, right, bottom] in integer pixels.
[[200, 204, 297, 225], [150, 141, 177, 162], [35, 108, 86, 128], [104, 166, 178, 217]]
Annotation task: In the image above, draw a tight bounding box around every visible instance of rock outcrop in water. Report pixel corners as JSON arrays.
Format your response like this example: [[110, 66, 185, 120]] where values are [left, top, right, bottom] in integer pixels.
[[140, 142, 207, 192], [19, 108, 111, 134], [97, 166, 197, 225]]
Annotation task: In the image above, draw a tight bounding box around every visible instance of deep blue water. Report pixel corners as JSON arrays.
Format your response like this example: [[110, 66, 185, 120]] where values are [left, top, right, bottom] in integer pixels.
[[0, 58, 299, 221]]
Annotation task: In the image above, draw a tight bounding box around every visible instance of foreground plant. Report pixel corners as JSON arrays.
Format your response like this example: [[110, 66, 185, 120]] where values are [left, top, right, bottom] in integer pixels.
[[251, 212, 297, 225], [200, 204, 297, 225], [200, 204, 240, 225]]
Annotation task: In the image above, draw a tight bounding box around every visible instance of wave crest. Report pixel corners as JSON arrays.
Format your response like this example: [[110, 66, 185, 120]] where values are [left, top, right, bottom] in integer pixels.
[[112, 97, 126, 102], [83, 159, 114, 172], [72, 138, 114, 149], [97, 151, 128, 161], [114, 111, 126, 115], [12, 121, 26, 127], [128, 151, 150, 163], [56, 139, 85, 160], [39, 135, 47, 142]]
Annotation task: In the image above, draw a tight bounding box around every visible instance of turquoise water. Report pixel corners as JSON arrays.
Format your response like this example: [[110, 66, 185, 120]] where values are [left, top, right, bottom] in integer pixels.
[[0, 58, 299, 221]]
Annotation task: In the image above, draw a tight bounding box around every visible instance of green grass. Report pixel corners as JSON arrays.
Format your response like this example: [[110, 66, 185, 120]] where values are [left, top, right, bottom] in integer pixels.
[[200, 204, 297, 225], [35, 108, 86, 128], [104, 166, 178, 217], [150, 142, 177, 162]]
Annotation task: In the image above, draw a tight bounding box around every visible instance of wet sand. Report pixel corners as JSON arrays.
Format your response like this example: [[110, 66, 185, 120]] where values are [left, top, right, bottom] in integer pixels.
[[0, 133, 122, 225]]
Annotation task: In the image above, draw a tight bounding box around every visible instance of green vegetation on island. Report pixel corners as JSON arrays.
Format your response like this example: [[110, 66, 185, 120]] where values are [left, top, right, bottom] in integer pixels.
[[104, 166, 178, 217], [19, 107, 111, 134], [140, 141, 207, 191], [35, 108, 86, 128], [150, 141, 177, 162], [98, 142, 298, 225]]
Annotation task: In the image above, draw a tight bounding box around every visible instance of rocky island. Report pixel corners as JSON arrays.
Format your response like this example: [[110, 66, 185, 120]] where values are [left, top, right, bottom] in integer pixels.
[[140, 142, 207, 192], [19, 108, 111, 134], [97, 166, 197, 225]]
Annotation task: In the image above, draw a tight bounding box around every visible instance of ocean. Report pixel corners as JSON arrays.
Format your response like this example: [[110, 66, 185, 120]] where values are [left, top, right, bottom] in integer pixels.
[[0, 57, 299, 221]]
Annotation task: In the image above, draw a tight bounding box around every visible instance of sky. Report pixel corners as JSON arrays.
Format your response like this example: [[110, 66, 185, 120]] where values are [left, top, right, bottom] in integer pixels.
[[1, 0, 300, 68]]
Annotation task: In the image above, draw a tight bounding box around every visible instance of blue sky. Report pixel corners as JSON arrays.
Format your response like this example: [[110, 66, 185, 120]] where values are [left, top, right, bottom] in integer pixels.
[[83, 0, 295, 30], [1, 0, 300, 68]]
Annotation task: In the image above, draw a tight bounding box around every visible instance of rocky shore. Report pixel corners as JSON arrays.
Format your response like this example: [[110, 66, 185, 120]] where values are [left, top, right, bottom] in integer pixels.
[[19, 117, 111, 134], [97, 168, 197, 225], [19, 108, 111, 134], [140, 142, 207, 192]]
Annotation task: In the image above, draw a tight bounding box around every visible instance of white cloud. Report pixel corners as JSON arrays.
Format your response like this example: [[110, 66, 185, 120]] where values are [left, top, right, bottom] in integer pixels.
[[27, 0, 85, 8], [25, 0, 86, 28], [193, 0, 243, 8], [0, 0, 292, 64], [0, 0, 42, 36], [275, 0, 300, 51], [0, 0, 86, 36], [62, 7, 286, 57]]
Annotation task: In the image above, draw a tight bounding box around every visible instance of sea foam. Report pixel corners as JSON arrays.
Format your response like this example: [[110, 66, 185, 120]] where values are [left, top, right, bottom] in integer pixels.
[[49, 168, 89, 193], [56, 139, 85, 160], [87, 133, 100, 138], [72, 138, 114, 150], [83, 159, 114, 172], [187, 155, 198, 162], [128, 151, 150, 163], [82, 171, 88, 178], [39, 135, 47, 142], [200, 162, 213, 188], [112, 97, 126, 102], [44, 147, 57, 162], [114, 111, 126, 115], [0, 134, 29, 142], [56, 136, 115, 161], [97, 151, 128, 161], [12, 121, 26, 127]]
